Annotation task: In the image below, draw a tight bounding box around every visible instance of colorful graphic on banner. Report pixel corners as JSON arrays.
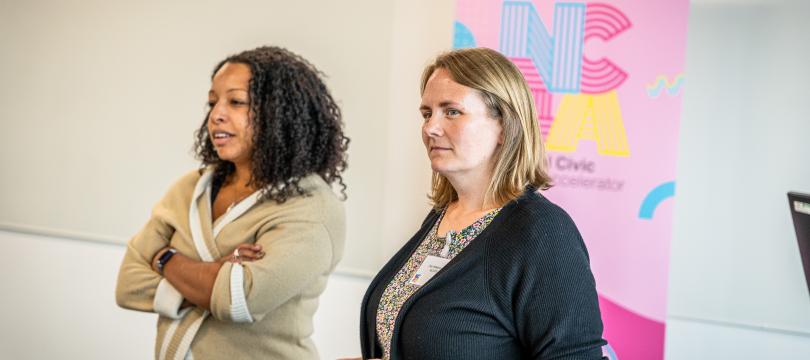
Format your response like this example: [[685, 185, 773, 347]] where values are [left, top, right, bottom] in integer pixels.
[[454, 1, 689, 359]]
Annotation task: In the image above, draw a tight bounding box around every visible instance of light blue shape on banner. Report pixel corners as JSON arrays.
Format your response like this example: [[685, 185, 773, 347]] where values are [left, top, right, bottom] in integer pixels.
[[501, 1, 553, 83], [453, 21, 477, 49], [551, 3, 586, 93], [639, 181, 676, 219], [603, 344, 619, 360]]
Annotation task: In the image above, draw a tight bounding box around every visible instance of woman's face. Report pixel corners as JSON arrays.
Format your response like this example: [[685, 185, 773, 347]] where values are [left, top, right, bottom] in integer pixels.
[[207, 62, 254, 166], [420, 68, 503, 179]]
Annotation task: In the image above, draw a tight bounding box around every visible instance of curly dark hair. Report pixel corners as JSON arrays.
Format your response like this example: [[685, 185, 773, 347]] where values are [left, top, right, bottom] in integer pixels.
[[194, 46, 349, 203]]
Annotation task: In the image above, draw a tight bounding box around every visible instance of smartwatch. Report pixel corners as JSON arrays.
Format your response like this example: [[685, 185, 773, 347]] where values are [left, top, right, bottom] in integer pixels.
[[156, 248, 177, 275]]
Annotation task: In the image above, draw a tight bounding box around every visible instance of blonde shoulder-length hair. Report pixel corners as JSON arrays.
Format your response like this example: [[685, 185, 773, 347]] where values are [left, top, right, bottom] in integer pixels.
[[420, 47, 552, 209]]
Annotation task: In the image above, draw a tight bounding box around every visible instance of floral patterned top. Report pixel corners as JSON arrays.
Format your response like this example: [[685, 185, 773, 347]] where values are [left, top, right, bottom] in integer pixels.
[[375, 207, 501, 360]]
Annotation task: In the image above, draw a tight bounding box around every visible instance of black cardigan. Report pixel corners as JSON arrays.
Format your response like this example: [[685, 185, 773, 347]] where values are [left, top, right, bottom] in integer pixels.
[[359, 189, 607, 360]]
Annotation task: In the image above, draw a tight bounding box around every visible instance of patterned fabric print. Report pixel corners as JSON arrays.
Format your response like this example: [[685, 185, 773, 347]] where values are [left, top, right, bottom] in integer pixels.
[[375, 207, 501, 360]]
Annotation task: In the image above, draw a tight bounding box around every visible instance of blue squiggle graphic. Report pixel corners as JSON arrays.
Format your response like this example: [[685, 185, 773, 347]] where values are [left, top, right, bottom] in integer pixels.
[[646, 74, 684, 98], [639, 181, 675, 219]]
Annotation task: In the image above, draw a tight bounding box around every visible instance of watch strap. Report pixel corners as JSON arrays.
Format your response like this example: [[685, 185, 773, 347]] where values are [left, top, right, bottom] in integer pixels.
[[156, 248, 177, 275]]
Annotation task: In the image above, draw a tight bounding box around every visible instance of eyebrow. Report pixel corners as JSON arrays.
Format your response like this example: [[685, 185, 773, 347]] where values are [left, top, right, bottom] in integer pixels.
[[209, 88, 248, 95], [420, 101, 463, 110]]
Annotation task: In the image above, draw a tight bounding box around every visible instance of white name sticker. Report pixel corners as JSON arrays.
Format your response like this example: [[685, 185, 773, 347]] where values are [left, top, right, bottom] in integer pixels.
[[409, 255, 450, 286], [795, 201, 810, 216]]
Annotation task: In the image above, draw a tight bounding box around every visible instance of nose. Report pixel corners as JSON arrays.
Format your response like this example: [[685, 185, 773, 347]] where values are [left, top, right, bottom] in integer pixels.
[[422, 113, 442, 138], [209, 101, 227, 124]]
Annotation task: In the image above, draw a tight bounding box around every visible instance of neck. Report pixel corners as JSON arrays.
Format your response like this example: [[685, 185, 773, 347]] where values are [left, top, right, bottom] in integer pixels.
[[444, 168, 497, 213], [230, 161, 253, 188]]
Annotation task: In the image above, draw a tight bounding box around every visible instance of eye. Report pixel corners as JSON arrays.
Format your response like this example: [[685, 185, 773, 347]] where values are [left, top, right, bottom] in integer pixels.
[[230, 99, 247, 106], [446, 108, 461, 117], [420, 111, 431, 121], [206, 100, 216, 108]]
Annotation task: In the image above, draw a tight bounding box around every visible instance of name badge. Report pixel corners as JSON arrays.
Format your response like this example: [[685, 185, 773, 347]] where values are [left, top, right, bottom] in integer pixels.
[[409, 255, 450, 286]]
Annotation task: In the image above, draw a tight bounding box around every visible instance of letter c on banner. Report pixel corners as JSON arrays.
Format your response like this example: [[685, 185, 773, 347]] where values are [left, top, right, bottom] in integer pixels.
[[580, 3, 632, 94]]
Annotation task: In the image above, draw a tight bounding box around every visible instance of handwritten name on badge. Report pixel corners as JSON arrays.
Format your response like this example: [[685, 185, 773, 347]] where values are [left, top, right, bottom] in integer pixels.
[[409, 255, 450, 286]]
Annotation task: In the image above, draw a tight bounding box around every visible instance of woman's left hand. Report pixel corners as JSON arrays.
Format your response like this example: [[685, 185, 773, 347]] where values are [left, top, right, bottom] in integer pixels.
[[218, 243, 265, 264]]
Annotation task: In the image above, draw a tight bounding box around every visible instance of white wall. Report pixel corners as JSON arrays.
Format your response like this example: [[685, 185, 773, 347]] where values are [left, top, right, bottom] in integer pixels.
[[0, 230, 369, 359], [665, 318, 810, 359], [0, 0, 451, 275], [666, 0, 810, 358]]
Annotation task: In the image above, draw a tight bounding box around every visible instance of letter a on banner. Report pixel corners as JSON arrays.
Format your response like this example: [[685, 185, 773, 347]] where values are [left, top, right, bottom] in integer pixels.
[[545, 91, 631, 157]]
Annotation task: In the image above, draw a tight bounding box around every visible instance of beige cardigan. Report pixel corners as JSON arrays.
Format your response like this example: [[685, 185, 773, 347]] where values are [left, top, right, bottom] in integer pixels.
[[116, 167, 345, 359]]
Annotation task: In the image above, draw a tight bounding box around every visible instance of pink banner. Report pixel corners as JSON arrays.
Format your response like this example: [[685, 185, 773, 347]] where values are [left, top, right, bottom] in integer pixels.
[[453, 1, 690, 359]]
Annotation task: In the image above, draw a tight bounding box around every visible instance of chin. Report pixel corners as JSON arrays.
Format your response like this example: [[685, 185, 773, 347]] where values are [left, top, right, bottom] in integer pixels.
[[430, 162, 452, 175], [215, 151, 236, 162]]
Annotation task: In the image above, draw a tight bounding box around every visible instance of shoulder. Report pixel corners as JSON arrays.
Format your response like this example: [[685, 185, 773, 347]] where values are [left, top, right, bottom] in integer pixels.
[[264, 174, 346, 259], [292, 174, 345, 221], [510, 190, 572, 222], [487, 190, 589, 265], [251, 174, 345, 231], [502, 191, 580, 242]]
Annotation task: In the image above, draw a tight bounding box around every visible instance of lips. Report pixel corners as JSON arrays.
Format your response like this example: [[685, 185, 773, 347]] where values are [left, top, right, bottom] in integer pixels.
[[430, 146, 451, 152], [211, 130, 235, 146]]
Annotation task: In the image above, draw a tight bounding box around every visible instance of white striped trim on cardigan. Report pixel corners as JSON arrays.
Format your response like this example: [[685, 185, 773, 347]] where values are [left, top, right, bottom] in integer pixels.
[[228, 264, 254, 323], [189, 170, 215, 262], [158, 307, 192, 360], [174, 311, 208, 360], [212, 190, 261, 238], [212, 186, 260, 324], [159, 168, 259, 359], [154, 279, 184, 319]]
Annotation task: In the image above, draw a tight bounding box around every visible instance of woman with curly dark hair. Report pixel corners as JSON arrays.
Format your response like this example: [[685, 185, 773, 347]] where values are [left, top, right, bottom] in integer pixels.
[[116, 46, 349, 359]]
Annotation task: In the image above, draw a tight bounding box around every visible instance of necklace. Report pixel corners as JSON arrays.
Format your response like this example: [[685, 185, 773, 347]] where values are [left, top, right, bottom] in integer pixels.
[[225, 183, 254, 213]]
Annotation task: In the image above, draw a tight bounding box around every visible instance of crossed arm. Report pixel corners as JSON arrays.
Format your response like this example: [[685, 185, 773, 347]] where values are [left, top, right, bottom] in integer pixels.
[[116, 203, 338, 324], [149, 244, 263, 310]]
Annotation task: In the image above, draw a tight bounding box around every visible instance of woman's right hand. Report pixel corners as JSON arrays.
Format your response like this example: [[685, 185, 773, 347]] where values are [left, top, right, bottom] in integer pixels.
[[217, 243, 264, 264]]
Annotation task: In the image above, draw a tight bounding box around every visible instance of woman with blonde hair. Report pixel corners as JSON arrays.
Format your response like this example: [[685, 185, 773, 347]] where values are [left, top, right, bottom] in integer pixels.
[[358, 47, 607, 359]]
